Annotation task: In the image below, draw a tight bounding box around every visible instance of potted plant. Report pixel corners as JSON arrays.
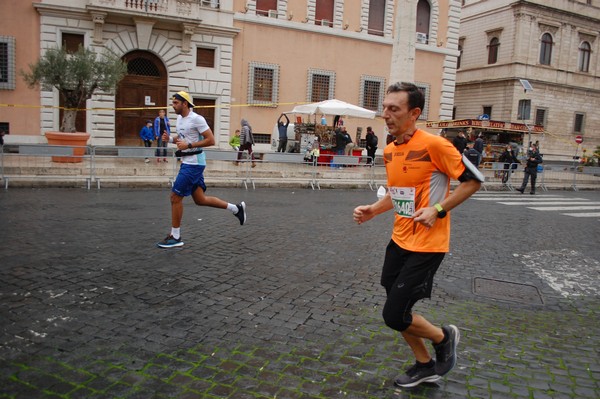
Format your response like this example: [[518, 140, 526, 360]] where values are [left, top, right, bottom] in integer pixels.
[[21, 45, 127, 162]]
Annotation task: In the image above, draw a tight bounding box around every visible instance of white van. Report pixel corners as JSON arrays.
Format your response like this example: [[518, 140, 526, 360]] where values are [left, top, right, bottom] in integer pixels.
[[271, 123, 298, 152]]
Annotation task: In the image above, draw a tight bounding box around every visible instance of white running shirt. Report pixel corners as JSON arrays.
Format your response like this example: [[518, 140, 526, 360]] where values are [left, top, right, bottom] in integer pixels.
[[175, 111, 209, 166]]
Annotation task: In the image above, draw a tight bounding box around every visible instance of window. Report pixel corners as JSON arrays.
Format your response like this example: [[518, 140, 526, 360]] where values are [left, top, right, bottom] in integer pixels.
[[574, 113, 585, 133], [452, 106, 457, 120], [360, 75, 385, 114], [368, 0, 386, 36], [535, 108, 547, 127], [0, 36, 15, 90], [487, 37, 499, 64], [256, 0, 277, 16], [482, 106, 492, 119], [196, 47, 215, 68], [457, 43, 463, 69], [415, 83, 430, 120], [315, 0, 334, 27], [248, 62, 279, 106], [518, 99, 531, 120], [539, 33, 553, 65], [62, 33, 84, 53], [0, 122, 9, 135], [416, 0, 431, 43], [200, 0, 219, 8], [308, 69, 335, 102], [578, 41, 591, 72]]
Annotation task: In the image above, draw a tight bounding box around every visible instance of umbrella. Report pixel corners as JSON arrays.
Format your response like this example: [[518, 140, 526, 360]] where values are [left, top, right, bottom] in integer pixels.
[[288, 99, 376, 119]]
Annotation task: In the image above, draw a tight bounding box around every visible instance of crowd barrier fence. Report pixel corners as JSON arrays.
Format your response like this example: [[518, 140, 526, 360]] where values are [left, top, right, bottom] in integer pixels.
[[2, 145, 598, 191]]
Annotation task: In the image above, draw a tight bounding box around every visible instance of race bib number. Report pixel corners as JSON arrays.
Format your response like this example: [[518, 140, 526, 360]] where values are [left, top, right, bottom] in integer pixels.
[[389, 187, 415, 218]]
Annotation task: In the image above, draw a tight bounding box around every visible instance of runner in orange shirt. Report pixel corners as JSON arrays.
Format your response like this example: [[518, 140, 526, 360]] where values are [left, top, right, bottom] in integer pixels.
[[353, 82, 483, 388]]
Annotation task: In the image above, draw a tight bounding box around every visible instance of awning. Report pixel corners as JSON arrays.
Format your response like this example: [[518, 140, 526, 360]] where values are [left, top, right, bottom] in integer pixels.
[[426, 119, 544, 134]]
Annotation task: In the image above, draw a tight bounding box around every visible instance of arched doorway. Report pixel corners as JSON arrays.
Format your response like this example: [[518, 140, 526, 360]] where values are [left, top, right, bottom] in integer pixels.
[[115, 51, 167, 146]]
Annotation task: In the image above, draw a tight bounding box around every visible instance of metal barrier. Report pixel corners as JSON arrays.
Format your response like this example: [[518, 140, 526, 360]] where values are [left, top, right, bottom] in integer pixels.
[[481, 162, 519, 191], [2, 144, 93, 189], [312, 155, 375, 189], [2, 144, 598, 191], [91, 146, 178, 188], [204, 149, 252, 189], [252, 152, 317, 189]]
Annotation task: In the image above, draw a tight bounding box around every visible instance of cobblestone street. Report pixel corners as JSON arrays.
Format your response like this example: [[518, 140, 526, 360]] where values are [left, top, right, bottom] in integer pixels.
[[1, 188, 599, 398]]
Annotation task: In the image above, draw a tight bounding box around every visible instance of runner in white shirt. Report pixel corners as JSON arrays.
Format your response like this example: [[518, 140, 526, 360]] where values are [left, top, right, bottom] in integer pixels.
[[157, 91, 246, 248]]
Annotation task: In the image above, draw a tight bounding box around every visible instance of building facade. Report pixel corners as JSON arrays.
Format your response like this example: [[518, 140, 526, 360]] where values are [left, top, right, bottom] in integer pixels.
[[1, 0, 461, 150], [455, 0, 600, 161]]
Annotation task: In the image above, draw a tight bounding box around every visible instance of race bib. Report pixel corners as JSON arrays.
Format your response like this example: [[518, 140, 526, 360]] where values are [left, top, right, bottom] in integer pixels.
[[389, 187, 415, 218]]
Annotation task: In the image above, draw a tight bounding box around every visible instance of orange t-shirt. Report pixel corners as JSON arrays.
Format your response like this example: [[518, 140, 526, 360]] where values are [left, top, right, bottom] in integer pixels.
[[383, 129, 465, 253]]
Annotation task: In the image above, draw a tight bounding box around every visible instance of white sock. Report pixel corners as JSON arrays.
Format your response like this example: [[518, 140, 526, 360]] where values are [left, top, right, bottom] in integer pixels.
[[171, 227, 181, 239], [227, 203, 238, 214]]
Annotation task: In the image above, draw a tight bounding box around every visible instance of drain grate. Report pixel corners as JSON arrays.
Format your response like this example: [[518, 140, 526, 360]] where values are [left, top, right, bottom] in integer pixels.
[[473, 277, 544, 305]]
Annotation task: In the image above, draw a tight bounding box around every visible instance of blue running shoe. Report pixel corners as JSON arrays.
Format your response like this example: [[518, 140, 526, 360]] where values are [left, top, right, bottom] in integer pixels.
[[157, 234, 184, 248]]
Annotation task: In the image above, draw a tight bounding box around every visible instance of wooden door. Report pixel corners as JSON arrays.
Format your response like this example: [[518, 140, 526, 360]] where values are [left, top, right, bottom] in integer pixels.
[[115, 51, 167, 146]]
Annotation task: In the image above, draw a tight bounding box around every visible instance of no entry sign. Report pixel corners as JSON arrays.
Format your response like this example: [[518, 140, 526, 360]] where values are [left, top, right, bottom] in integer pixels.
[[575, 135, 583, 144]]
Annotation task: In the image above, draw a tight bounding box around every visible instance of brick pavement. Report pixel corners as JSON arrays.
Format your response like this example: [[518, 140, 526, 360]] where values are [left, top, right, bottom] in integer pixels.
[[0, 188, 599, 398]]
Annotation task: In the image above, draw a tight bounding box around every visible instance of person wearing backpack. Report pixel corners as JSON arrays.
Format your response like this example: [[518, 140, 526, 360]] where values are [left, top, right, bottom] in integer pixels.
[[365, 126, 378, 165]]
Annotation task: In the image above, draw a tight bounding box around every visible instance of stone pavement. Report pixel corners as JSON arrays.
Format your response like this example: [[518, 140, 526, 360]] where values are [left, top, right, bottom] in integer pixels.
[[0, 187, 599, 399]]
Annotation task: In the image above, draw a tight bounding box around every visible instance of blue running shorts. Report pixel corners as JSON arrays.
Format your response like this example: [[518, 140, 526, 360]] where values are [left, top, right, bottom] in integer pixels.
[[172, 163, 207, 197]]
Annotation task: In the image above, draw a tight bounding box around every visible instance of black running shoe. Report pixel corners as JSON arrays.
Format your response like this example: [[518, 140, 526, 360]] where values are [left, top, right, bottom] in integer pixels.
[[433, 325, 460, 377], [394, 362, 440, 388], [156, 234, 184, 248], [235, 201, 246, 225]]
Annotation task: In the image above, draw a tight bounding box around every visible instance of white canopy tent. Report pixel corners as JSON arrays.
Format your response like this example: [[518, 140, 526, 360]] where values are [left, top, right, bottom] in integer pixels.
[[287, 99, 376, 119]]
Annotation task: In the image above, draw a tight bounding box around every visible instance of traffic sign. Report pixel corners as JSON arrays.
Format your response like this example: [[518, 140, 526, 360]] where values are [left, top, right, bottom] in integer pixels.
[[575, 135, 583, 144]]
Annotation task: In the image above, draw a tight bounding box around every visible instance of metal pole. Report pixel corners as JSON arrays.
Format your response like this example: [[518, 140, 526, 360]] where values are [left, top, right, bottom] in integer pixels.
[[571, 145, 579, 191]]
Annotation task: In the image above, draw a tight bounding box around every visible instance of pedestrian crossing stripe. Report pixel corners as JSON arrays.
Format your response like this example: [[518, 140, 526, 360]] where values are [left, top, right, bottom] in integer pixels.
[[561, 212, 600, 217], [470, 193, 600, 219]]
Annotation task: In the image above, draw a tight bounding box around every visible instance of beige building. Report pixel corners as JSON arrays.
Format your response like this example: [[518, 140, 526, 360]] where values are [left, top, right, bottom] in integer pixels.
[[1, 0, 460, 151], [455, 0, 600, 161]]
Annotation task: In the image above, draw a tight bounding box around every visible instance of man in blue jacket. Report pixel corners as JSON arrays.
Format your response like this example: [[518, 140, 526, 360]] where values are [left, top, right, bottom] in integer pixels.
[[154, 109, 170, 162]]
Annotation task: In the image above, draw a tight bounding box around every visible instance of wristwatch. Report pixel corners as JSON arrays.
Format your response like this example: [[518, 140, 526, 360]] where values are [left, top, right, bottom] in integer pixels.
[[188, 143, 193, 149], [434, 203, 447, 219]]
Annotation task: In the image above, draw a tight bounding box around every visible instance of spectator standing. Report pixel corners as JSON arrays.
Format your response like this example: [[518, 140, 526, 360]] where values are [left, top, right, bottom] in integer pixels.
[[157, 91, 246, 249], [516, 143, 543, 194], [229, 129, 240, 151], [237, 118, 256, 167], [352, 82, 482, 388], [452, 131, 468, 154], [139, 119, 154, 163], [473, 133, 484, 155], [465, 144, 482, 168], [154, 109, 170, 163], [498, 145, 519, 183], [342, 127, 355, 155], [277, 113, 290, 152], [365, 126, 378, 165]]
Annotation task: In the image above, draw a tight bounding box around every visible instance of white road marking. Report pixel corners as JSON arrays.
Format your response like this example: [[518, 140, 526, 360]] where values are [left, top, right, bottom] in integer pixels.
[[519, 249, 600, 298], [560, 212, 600, 217], [527, 206, 600, 211]]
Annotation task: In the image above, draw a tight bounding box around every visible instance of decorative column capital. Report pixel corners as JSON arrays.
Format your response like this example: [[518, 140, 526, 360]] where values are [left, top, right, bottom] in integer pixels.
[[91, 11, 107, 44]]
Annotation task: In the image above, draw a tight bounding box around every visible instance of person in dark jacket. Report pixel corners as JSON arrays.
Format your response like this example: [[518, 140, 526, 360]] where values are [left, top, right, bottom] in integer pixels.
[[516, 143, 543, 194], [465, 144, 482, 168], [277, 113, 290, 152], [237, 118, 256, 167], [452, 131, 468, 155], [498, 145, 519, 183], [365, 126, 378, 165]]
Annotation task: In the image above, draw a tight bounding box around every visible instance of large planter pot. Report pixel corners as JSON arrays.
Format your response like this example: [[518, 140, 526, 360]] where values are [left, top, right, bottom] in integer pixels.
[[45, 131, 91, 163]]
